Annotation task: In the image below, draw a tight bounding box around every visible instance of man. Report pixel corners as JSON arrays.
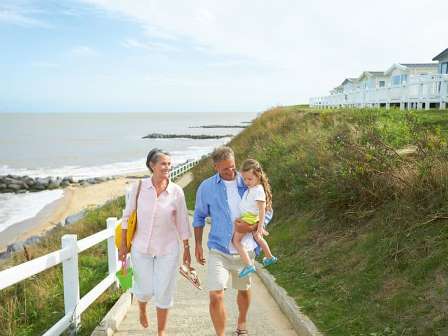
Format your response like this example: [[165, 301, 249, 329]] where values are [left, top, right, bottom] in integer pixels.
[[193, 146, 257, 336]]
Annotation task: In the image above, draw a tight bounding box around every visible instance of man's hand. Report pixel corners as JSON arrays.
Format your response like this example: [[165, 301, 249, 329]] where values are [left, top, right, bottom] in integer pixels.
[[234, 218, 257, 234], [195, 244, 206, 265]]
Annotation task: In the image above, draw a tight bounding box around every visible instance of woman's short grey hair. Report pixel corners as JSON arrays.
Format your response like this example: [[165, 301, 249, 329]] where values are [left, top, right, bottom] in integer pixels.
[[146, 148, 170, 173], [211, 146, 234, 164]]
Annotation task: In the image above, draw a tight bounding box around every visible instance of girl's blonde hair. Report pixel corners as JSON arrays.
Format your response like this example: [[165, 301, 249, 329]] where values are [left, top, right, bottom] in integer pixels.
[[240, 159, 272, 211]]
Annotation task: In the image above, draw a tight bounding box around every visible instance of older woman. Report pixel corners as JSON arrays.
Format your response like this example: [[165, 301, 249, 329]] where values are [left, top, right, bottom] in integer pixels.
[[118, 148, 191, 335]]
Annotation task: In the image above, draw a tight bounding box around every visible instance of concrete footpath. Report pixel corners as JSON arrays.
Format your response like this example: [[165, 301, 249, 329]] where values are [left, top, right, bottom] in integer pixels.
[[103, 173, 299, 335], [113, 226, 297, 335]]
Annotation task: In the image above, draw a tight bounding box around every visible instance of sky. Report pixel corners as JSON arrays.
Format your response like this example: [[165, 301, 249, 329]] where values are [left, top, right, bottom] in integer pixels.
[[0, 0, 447, 113]]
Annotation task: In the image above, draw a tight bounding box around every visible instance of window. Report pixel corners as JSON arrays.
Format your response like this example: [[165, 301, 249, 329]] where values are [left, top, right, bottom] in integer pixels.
[[392, 75, 401, 86], [441, 62, 448, 74], [401, 74, 408, 84], [378, 81, 385, 88], [392, 74, 407, 86]]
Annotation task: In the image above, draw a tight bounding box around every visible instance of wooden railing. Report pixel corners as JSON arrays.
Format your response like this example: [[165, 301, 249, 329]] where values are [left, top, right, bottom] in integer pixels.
[[170, 159, 199, 180], [0, 158, 199, 335], [310, 74, 448, 109]]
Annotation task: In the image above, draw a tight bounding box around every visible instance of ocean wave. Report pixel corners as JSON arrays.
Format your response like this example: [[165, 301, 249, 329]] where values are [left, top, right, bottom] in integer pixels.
[[0, 189, 64, 233], [0, 144, 220, 232], [0, 145, 217, 180]]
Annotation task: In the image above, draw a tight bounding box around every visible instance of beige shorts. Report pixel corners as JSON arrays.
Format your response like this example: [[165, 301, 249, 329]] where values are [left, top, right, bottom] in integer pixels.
[[207, 249, 255, 291]]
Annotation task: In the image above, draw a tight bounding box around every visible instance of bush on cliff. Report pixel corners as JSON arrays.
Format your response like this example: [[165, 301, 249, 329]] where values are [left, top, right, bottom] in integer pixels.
[[185, 106, 448, 336]]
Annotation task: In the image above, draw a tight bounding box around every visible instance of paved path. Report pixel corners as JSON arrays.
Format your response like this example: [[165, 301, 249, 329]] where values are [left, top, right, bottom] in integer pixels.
[[114, 172, 297, 335]]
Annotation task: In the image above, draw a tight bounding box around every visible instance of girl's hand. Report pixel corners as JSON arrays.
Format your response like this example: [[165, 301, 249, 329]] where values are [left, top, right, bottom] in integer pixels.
[[183, 246, 191, 266], [254, 225, 263, 240], [235, 218, 257, 233]]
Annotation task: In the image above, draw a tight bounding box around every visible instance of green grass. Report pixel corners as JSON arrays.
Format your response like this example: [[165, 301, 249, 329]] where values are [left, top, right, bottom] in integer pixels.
[[184, 106, 448, 335], [0, 197, 126, 336], [3, 106, 448, 335]]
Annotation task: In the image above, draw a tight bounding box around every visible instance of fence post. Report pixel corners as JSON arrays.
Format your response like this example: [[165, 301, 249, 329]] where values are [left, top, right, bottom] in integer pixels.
[[107, 217, 119, 288], [62, 234, 80, 334], [441, 80, 447, 110]]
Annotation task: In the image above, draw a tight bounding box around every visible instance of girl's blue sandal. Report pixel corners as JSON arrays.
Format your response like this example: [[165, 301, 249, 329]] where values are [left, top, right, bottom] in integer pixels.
[[239, 264, 256, 278], [262, 256, 278, 267]]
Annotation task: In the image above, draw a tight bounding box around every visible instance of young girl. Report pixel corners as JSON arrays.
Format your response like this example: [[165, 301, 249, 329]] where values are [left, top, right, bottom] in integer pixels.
[[233, 159, 278, 278]]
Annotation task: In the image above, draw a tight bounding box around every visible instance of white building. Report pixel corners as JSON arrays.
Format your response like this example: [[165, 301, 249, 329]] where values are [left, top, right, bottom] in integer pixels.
[[310, 50, 448, 110], [433, 48, 448, 74], [358, 71, 388, 90], [385, 63, 438, 87]]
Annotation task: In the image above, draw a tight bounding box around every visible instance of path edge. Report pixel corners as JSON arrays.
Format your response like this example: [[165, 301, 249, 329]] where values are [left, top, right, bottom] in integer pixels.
[[255, 261, 323, 336], [90, 290, 132, 336]]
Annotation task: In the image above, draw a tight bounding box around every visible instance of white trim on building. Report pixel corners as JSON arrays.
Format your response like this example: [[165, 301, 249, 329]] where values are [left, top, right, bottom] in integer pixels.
[[310, 50, 447, 110]]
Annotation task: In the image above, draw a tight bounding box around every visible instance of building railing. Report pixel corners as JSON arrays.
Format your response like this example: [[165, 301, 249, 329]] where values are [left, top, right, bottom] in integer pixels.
[[310, 74, 448, 109], [0, 158, 200, 335]]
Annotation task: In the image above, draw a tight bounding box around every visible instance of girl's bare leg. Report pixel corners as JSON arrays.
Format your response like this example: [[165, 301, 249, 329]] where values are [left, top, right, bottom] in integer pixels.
[[156, 308, 169, 335], [253, 232, 273, 259], [138, 300, 149, 328], [232, 231, 252, 265]]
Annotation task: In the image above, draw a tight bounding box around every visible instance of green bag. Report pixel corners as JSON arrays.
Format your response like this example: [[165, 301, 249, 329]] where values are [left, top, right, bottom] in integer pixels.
[[116, 260, 133, 290]]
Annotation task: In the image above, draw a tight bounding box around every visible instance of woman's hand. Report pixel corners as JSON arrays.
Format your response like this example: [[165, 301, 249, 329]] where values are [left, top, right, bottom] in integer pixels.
[[118, 243, 128, 262], [183, 246, 191, 266]]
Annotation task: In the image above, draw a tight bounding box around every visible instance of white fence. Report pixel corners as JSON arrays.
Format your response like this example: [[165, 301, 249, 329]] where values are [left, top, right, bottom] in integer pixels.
[[310, 74, 448, 110], [0, 159, 199, 336], [170, 159, 198, 180]]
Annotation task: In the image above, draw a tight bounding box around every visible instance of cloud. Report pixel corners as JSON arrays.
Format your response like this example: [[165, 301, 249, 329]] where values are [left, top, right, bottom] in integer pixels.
[[78, 0, 448, 99], [71, 45, 98, 56], [122, 38, 179, 53], [0, 5, 51, 28], [31, 61, 60, 69]]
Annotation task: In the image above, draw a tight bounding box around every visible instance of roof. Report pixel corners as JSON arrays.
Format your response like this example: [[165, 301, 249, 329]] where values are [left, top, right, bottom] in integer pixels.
[[340, 78, 358, 86], [365, 71, 384, 75], [432, 48, 448, 61], [358, 71, 385, 80], [385, 63, 438, 75], [399, 63, 438, 68]]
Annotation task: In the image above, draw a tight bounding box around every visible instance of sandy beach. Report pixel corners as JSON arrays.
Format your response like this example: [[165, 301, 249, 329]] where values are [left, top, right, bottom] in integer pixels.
[[0, 171, 192, 252], [0, 174, 140, 252]]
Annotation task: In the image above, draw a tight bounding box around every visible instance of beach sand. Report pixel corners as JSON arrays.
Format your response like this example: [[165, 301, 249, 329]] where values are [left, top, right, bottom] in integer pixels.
[[0, 172, 193, 252]]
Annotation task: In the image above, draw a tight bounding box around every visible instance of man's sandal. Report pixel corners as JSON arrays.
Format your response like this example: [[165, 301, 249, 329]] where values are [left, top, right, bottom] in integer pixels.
[[234, 329, 248, 335], [179, 264, 203, 290]]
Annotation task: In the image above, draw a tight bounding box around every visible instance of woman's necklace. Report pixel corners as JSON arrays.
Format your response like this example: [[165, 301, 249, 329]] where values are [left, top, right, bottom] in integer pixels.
[[152, 178, 168, 197]]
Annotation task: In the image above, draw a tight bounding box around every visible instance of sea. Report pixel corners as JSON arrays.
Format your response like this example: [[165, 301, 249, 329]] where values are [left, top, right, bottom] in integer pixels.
[[0, 112, 256, 233]]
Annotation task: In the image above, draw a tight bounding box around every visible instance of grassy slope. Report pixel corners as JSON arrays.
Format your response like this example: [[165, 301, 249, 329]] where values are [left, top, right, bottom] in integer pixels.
[[0, 197, 126, 336], [184, 106, 448, 336]]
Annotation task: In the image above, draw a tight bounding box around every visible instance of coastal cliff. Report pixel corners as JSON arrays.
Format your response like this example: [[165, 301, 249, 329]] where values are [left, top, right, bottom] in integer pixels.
[[184, 106, 448, 335], [3, 105, 448, 336]]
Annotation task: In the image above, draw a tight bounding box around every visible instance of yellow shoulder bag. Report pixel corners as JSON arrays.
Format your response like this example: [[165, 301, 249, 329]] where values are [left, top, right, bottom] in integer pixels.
[[115, 180, 142, 249]]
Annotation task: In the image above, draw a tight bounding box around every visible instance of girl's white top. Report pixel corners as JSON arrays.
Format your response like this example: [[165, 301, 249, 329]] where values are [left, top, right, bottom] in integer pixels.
[[239, 184, 266, 215]]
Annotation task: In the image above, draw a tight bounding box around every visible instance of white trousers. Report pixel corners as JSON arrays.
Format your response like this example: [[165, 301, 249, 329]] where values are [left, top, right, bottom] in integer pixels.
[[130, 247, 180, 309]]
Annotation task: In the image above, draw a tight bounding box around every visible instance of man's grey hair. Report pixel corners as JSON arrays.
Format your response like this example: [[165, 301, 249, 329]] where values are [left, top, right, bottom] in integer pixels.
[[211, 146, 234, 164]]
